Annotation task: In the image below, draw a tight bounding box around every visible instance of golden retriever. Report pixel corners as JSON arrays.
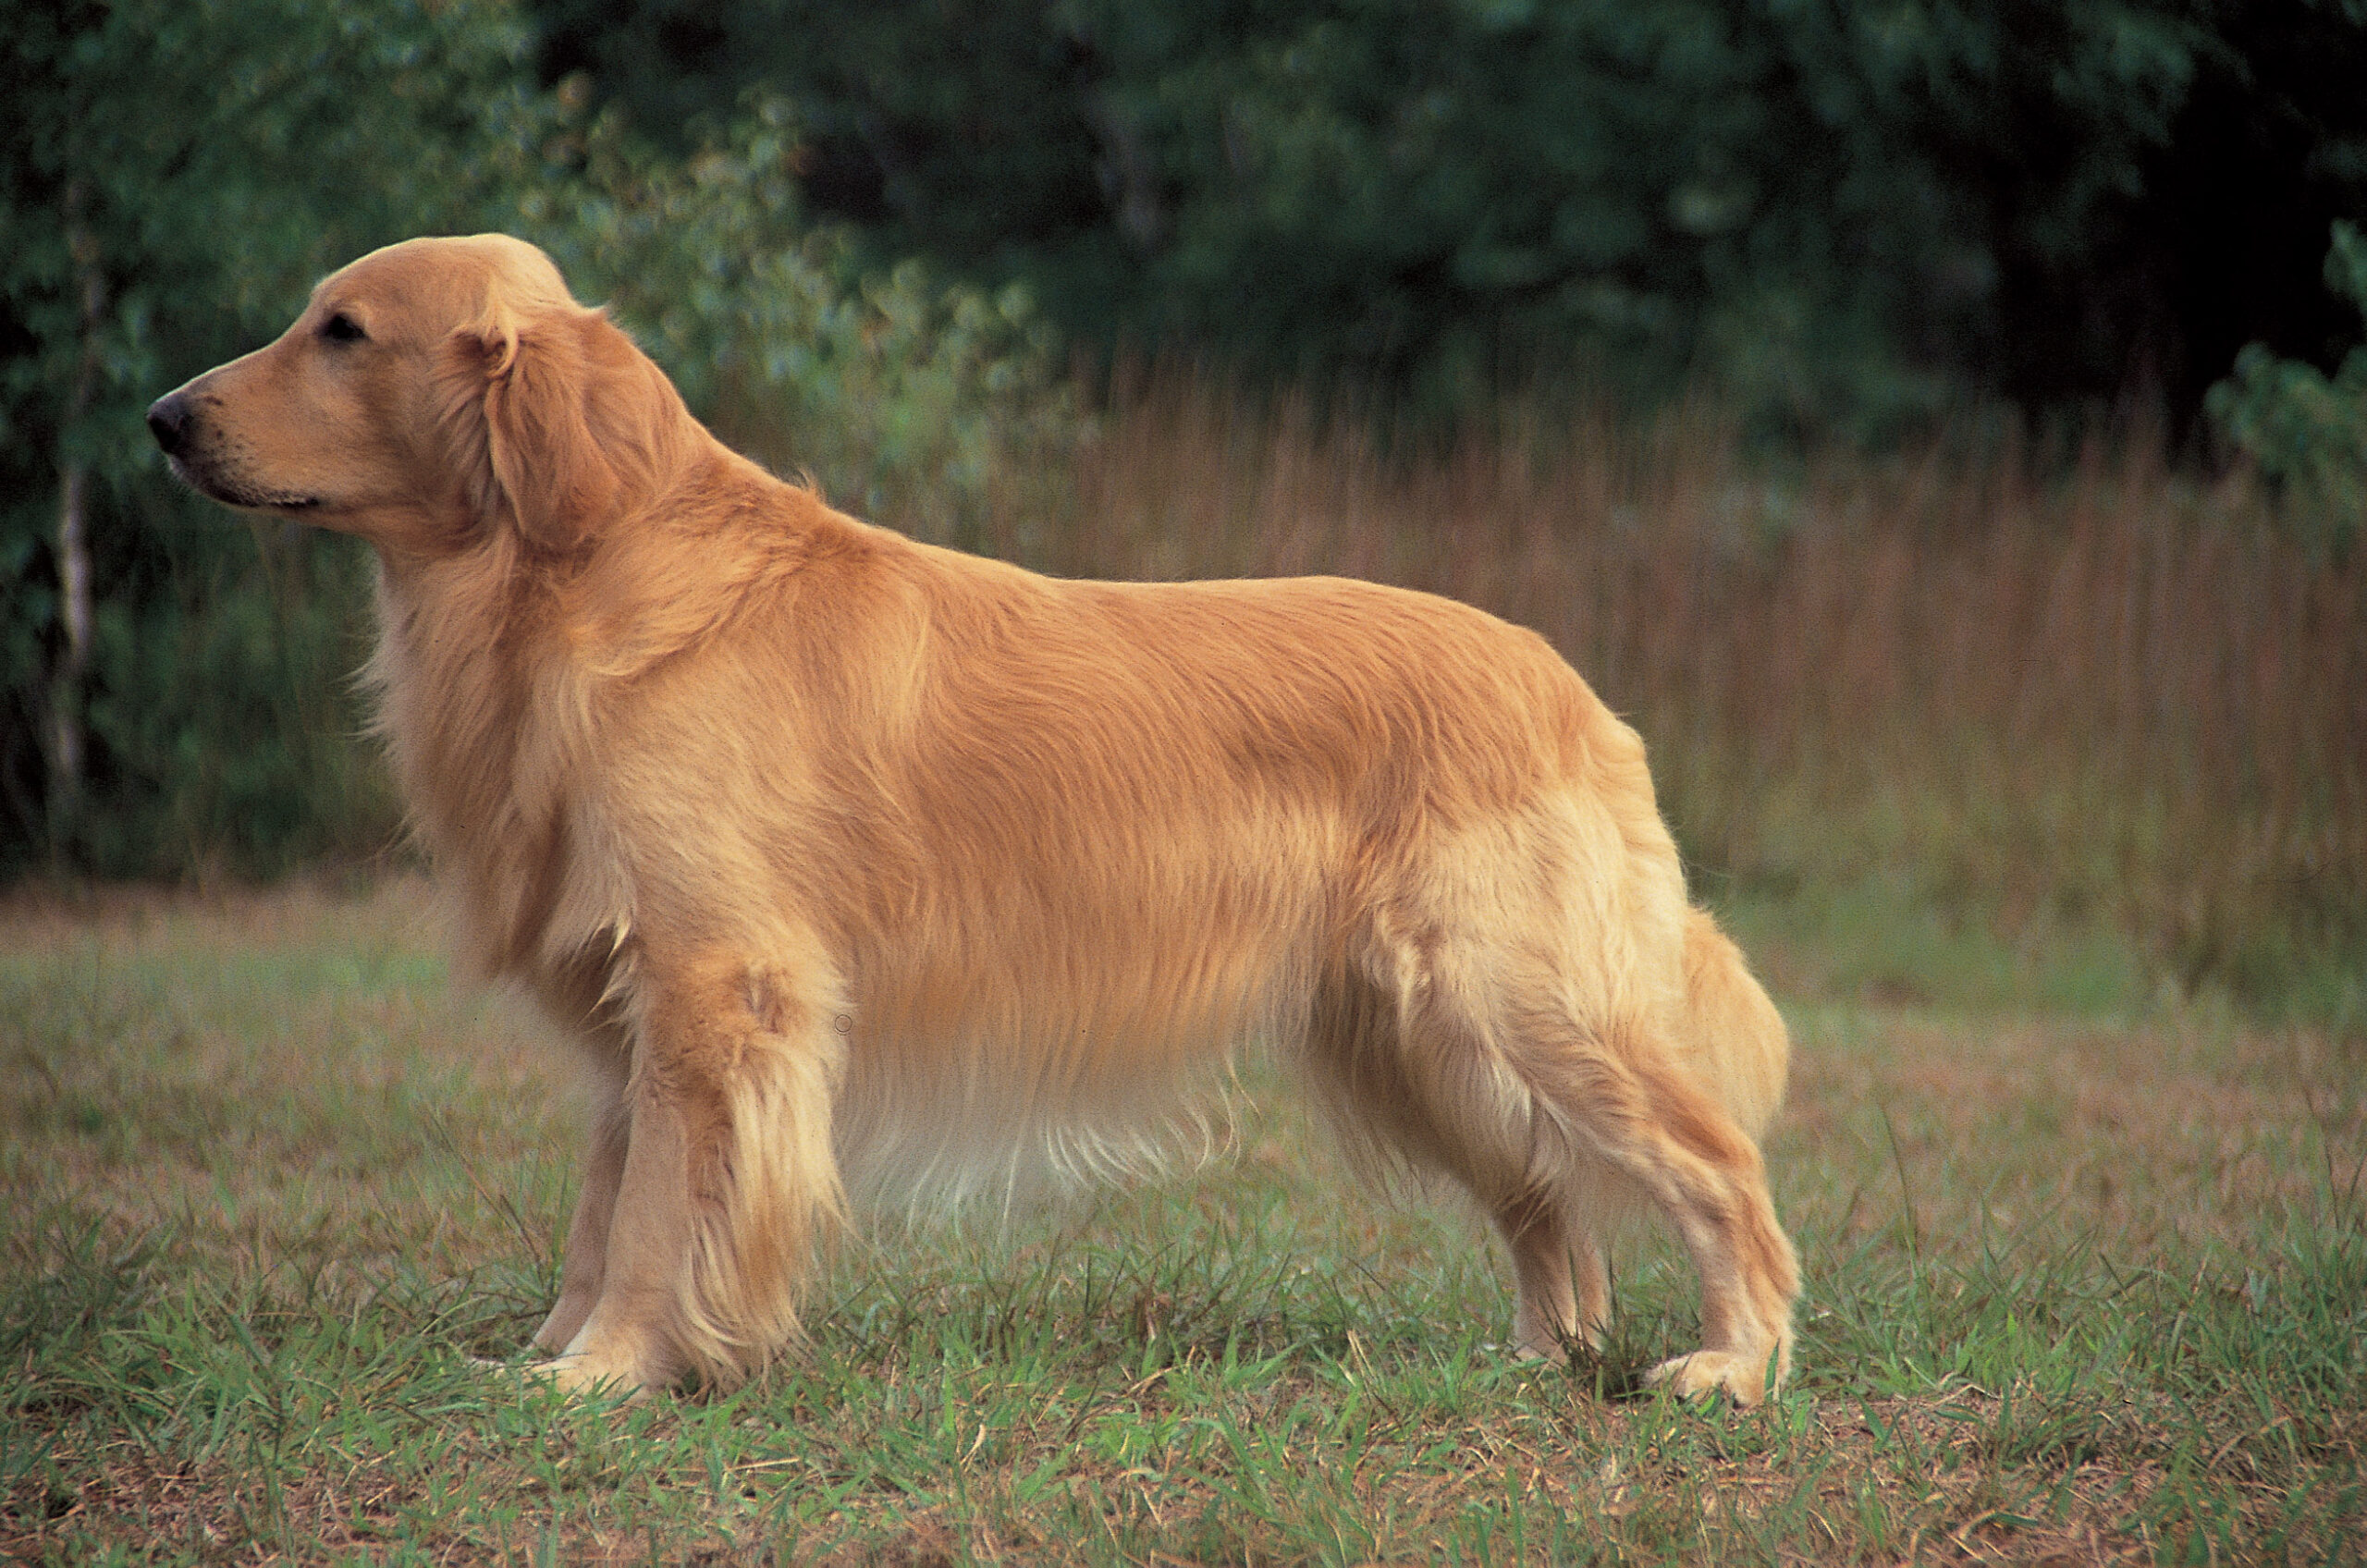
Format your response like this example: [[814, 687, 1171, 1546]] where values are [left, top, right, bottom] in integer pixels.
[[149, 235, 1798, 1403]]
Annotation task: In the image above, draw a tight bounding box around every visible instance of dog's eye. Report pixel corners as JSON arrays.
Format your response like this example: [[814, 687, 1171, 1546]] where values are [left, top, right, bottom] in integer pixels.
[[320, 312, 366, 344]]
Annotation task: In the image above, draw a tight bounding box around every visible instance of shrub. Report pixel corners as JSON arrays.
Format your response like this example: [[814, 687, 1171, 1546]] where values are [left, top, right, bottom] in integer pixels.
[[519, 97, 1077, 553], [2208, 222, 2367, 559]]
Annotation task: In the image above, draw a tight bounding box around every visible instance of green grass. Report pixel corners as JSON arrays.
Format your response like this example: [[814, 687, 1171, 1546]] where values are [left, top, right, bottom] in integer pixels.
[[4, 884, 2362, 1562]]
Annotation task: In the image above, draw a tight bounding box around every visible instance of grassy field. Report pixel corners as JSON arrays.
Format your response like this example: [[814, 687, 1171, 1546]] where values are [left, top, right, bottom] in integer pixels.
[[6, 381, 2361, 1562], [3, 880, 2360, 1563]]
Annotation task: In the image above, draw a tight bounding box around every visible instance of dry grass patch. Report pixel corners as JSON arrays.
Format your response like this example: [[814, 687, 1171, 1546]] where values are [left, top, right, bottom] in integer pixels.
[[1026, 379, 2367, 1020]]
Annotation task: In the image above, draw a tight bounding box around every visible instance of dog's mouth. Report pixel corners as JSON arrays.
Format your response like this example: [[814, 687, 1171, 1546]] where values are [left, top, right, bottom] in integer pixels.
[[167, 455, 321, 513]]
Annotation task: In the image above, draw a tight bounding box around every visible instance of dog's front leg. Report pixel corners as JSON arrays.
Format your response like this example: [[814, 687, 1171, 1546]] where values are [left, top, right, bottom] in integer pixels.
[[542, 949, 846, 1398]]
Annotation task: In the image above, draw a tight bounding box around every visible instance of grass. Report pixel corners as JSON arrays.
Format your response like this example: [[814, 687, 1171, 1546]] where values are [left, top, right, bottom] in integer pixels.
[[4, 882, 2361, 1563]]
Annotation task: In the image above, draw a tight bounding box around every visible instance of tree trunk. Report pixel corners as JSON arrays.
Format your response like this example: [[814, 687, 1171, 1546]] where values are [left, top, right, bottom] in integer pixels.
[[53, 466, 91, 789], [51, 182, 104, 858]]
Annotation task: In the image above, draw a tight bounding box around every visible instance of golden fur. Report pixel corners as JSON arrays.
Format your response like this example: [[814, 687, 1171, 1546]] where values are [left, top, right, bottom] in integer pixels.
[[150, 235, 1799, 1403]]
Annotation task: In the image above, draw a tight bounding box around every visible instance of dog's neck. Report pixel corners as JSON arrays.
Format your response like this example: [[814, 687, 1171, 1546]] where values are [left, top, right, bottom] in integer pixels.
[[363, 534, 588, 978], [361, 447, 834, 983]]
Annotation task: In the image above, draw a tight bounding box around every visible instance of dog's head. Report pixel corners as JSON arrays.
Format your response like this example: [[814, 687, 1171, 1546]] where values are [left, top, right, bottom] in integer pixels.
[[150, 234, 681, 557]]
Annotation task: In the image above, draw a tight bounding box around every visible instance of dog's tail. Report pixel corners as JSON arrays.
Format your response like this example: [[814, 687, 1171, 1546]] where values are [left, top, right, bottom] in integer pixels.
[[1671, 906, 1788, 1140]]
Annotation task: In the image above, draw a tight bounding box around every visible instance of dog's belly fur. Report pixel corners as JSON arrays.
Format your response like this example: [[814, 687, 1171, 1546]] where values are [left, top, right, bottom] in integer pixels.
[[488, 560, 1683, 1219]]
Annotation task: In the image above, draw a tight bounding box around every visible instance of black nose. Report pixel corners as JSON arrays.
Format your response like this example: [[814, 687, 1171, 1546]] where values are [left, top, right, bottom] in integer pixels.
[[147, 393, 189, 457]]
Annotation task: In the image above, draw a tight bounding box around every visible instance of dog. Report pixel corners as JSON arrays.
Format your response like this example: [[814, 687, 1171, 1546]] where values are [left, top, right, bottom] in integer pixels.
[[149, 235, 1798, 1403]]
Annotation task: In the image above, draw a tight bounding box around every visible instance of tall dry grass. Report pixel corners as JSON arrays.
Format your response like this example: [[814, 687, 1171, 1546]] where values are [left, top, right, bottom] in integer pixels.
[[992, 374, 2364, 1007]]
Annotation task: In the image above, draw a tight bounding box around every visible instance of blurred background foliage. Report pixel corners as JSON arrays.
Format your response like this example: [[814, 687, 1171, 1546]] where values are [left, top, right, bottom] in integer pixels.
[[2208, 218, 2367, 557], [4, 0, 2362, 1015], [538, 0, 2367, 435], [4, 0, 1070, 876]]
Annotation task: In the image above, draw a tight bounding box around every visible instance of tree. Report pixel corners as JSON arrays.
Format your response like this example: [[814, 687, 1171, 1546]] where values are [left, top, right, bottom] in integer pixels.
[[4, 0, 1074, 876], [2209, 222, 2367, 558], [527, 0, 2367, 432], [2, 0, 554, 870]]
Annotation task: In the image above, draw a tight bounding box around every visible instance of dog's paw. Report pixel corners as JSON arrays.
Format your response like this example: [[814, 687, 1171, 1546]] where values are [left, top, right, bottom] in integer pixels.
[[1644, 1349, 1774, 1407], [530, 1352, 651, 1404]]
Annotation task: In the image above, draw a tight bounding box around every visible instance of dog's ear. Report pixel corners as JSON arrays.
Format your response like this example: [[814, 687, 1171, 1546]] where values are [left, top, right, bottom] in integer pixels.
[[440, 302, 624, 554]]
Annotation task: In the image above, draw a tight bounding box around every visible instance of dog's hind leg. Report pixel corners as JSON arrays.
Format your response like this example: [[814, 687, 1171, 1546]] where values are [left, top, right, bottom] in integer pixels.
[[1495, 1187, 1612, 1360], [1533, 1027, 1798, 1403], [543, 945, 846, 1397], [1306, 960, 1615, 1363], [1352, 920, 1797, 1404]]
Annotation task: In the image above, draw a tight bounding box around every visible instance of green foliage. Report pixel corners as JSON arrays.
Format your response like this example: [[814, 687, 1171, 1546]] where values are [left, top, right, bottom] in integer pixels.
[[521, 99, 1076, 550], [1, 0, 551, 875], [537, 0, 2367, 433], [3, 1, 1073, 878], [2208, 222, 2367, 558]]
